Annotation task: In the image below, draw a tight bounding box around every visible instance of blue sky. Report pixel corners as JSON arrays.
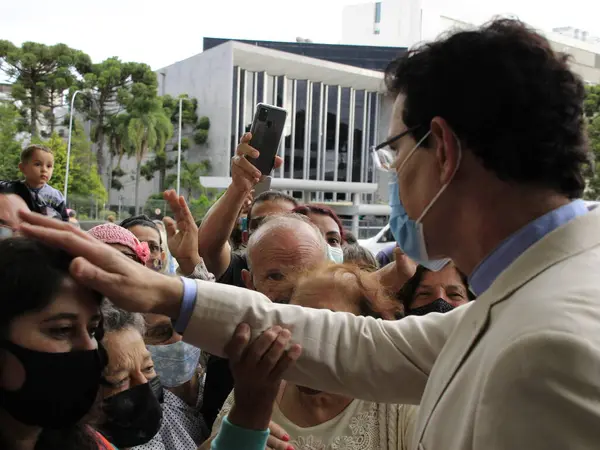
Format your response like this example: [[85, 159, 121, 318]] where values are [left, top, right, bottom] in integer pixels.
[[2, 0, 599, 71]]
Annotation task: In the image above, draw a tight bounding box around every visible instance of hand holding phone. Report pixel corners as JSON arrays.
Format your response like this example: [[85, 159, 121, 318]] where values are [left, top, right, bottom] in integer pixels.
[[247, 104, 287, 175]]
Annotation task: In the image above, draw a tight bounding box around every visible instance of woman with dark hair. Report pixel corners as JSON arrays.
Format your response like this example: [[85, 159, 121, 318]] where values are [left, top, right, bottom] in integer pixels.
[[292, 205, 345, 248], [0, 238, 114, 450], [398, 263, 475, 316]]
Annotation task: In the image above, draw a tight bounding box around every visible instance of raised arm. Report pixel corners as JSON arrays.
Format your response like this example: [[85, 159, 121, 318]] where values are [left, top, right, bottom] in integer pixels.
[[197, 185, 250, 280], [197, 133, 281, 280], [184, 280, 466, 405]]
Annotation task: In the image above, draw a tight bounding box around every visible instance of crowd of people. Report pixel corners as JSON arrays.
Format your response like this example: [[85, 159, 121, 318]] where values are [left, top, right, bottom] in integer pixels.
[[1, 17, 600, 450]]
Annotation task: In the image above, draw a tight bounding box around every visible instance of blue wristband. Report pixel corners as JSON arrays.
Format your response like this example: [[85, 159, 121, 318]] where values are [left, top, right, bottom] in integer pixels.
[[211, 416, 269, 450], [173, 277, 197, 334]]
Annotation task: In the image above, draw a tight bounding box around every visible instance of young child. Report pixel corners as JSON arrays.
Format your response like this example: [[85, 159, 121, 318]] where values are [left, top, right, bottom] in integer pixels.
[[18, 144, 68, 221]]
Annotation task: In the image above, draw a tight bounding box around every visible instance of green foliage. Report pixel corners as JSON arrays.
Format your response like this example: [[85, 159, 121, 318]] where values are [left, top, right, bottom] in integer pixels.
[[0, 103, 23, 180], [141, 94, 208, 189], [584, 85, 600, 201], [196, 116, 210, 131], [0, 40, 91, 137], [31, 128, 106, 204], [120, 88, 173, 213], [194, 129, 209, 145], [77, 58, 152, 182], [164, 160, 211, 201]]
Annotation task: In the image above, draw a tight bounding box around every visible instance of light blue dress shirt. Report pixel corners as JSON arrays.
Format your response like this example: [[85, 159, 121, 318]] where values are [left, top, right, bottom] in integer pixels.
[[469, 200, 589, 296]]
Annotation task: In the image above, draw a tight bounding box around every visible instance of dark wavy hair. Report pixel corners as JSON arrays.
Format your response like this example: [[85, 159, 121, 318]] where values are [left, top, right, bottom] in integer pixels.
[[293, 204, 346, 242], [0, 238, 102, 450], [120, 214, 162, 245], [384, 18, 588, 199], [247, 190, 298, 231]]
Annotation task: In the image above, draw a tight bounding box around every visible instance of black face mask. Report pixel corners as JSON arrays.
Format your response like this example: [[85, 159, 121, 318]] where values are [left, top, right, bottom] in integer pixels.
[[408, 298, 455, 316], [0, 340, 105, 429], [99, 376, 164, 448]]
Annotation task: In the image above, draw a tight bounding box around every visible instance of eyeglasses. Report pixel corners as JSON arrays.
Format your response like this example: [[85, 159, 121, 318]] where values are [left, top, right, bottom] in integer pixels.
[[372, 125, 421, 173]]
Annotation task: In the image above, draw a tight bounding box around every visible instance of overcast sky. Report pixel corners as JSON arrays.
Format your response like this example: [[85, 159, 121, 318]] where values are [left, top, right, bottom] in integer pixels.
[[2, 0, 599, 71]]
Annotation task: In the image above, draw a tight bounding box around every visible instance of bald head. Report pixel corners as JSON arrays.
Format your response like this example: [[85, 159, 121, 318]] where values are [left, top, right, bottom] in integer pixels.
[[0, 194, 29, 236], [243, 214, 329, 303]]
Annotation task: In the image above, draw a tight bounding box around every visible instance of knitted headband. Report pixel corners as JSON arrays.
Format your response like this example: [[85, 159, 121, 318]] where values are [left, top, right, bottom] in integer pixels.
[[88, 223, 150, 265]]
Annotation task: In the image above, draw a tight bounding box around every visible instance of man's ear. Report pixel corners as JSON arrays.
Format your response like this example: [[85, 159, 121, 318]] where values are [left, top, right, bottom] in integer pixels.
[[241, 269, 255, 290], [430, 117, 461, 185], [18, 162, 24, 174]]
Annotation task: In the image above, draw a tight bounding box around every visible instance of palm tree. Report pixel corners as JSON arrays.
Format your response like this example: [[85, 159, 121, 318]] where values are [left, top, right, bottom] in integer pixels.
[[166, 160, 211, 202], [126, 100, 173, 213]]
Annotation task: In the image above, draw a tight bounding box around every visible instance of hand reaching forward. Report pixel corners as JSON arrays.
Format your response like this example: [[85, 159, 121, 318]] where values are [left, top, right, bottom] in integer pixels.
[[225, 323, 301, 438], [18, 210, 183, 318]]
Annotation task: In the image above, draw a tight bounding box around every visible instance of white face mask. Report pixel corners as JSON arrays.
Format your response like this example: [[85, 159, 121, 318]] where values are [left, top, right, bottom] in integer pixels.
[[392, 129, 462, 266], [327, 245, 344, 264]]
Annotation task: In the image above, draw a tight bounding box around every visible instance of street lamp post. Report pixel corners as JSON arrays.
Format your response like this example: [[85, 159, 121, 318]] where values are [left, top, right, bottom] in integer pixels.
[[176, 97, 183, 196], [64, 90, 82, 202]]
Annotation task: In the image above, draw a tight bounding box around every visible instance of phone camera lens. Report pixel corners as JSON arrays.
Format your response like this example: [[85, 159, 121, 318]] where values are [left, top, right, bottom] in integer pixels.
[[258, 108, 268, 122]]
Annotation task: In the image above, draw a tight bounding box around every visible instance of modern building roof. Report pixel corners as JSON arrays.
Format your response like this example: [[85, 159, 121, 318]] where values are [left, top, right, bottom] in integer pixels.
[[203, 37, 406, 72]]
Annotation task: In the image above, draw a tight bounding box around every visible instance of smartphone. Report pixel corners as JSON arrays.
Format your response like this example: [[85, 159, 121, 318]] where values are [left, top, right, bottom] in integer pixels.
[[247, 103, 287, 175]]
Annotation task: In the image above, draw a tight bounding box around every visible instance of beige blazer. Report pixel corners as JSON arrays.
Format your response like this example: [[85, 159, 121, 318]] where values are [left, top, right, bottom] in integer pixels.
[[184, 206, 600, 450]]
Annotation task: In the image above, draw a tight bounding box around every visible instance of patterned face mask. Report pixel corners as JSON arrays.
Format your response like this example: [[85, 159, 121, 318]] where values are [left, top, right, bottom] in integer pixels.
[[146, 341, 201, 388]]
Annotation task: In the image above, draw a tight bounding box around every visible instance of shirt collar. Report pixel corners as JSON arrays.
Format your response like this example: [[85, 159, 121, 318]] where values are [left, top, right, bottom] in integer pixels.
[[469, 200, 589, 296]]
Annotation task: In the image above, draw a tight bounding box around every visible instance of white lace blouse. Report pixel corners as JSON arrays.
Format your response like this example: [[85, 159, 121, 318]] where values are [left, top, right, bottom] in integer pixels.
[[213, 390, 418, 450]]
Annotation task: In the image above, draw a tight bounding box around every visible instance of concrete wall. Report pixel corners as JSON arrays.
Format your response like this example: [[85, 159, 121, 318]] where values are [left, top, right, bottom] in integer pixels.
[[157, 43, 234, 177]]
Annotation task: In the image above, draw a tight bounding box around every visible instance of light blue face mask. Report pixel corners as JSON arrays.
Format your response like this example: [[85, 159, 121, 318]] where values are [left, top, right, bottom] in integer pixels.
[[387, 129, 459, 271], [146, 341, 201, 388], [327, 245, 344, 264]]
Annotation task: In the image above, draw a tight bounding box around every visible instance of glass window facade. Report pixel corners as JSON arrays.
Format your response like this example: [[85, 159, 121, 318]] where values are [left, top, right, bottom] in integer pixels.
[[231, 68, 381, 203], [374, 2, 382, 24]]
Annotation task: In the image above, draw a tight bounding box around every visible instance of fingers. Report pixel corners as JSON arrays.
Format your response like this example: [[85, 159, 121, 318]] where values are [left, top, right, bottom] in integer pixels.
[[69, 257, 123, 297], [224, 323, 251, 363], [232, 153, 262, 182], [163, 190, 183, 219], [242, 326, 282, 367], [270, 343, 302, 381], [19, 212, 125, 270], [268, 422, 290, 442], [273, 156, 283, 169], [177, 194, 195, 226], [163, 216, 177, 239], [240, 132, 252, 144], [266, 435, 293, 450], [257, 328, 290, 374]]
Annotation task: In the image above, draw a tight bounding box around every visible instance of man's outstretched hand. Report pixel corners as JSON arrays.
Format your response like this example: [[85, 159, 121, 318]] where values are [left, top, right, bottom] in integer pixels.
[[17, 210, 183, 318]]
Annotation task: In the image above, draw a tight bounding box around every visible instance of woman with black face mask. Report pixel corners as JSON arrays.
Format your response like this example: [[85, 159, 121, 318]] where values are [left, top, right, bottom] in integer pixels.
[[0, 238, 112, 450], [398, 263, 476, 316], [96, 303, 164, 449]]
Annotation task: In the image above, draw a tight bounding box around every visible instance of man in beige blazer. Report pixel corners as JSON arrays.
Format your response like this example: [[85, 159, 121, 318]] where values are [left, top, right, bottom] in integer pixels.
[[19, 19, 600, 450]]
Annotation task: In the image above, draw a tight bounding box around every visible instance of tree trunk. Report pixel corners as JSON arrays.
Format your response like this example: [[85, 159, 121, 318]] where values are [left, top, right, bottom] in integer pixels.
[[30, 94, 38, 138], [134, 156, 141, 215], [159, 165, 166, 192], [96, 106, 106, 178]]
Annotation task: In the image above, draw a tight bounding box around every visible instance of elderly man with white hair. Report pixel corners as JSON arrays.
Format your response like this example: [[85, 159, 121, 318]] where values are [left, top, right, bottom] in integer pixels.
[[241, 213, 332, 304]]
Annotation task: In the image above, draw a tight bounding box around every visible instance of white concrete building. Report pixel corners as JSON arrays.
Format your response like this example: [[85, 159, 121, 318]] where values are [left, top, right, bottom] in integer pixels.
[[111, 40, 395, 233], [342, 1, 600, 84]]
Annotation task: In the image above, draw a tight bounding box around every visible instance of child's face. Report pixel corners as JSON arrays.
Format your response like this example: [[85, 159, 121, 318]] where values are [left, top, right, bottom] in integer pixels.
[[19, 150, 54, 188]]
